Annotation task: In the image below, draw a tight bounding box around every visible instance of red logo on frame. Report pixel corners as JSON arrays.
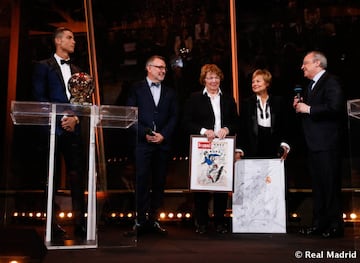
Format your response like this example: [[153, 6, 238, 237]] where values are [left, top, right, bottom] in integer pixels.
[[198, 141, 211, 149]]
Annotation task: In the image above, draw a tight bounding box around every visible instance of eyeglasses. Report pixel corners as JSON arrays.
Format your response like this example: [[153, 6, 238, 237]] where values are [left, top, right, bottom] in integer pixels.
[[205, 76, 220, 81], [150, 64, 167, 71]]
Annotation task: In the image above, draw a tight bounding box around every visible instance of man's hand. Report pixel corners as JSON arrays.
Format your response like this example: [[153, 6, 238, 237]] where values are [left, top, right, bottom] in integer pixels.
[[61, 116, 78, 132], [146, 132, 164, 144]]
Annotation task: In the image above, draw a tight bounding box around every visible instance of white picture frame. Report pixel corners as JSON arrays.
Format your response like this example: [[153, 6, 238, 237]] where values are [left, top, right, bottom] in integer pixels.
[[232, 159, 286, 233], [189, 135, 235, 192]]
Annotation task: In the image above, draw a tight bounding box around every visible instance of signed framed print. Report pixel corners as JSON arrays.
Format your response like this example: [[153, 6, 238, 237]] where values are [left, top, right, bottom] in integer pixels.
[[189, 135, 235, 192]]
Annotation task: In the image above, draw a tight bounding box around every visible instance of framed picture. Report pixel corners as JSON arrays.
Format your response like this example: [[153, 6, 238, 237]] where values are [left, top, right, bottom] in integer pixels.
[[189, 135, 235, 192], [232, 159, 286, 233]]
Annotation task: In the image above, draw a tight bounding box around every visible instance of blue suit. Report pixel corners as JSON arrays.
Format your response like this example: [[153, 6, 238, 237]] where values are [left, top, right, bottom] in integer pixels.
[[32, 56, 86, 227], [126, 79, 178, 224]]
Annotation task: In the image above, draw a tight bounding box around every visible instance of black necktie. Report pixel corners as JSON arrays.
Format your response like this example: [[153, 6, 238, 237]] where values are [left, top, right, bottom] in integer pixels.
[[60, 59, 71, 65], [151, 82, 160, 88], [307, 80, 315, 93]]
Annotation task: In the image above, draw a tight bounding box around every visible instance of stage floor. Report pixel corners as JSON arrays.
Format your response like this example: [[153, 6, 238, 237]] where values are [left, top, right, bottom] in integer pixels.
[[41, 223, 359, 263]]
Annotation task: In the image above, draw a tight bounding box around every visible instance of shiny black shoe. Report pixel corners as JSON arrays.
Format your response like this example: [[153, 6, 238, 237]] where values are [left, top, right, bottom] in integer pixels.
[[195, 225, 207, 235], [216, 224, 228, 234], [322, 227, 344, 238], [151, 221, 168, 236], [299, 226, 322, 236]]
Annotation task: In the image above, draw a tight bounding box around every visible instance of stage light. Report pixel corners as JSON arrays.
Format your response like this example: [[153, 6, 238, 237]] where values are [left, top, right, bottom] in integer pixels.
[[28, 213, 33, 218], [185, 213, 191, 219], [13, 212, 19, 217], [168, 213, 174, 219], [343, 213, 347, 219], [111, 213, 116, 218], [176, 213, 182, 219], [159, 212, 166, 219], [119, 213, 124, 218], [350, 213, 357, 220], [36, 212, 42, 218], [127, 212, 133, 218], [67, 212, 73, 218], [59, 212, 65, 218], [291, 213, 299, 218]]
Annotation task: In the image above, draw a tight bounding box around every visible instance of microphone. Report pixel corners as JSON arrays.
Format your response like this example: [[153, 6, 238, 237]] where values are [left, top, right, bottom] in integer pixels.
[[294, 85, 302, 100], [145, 127, 155, 136]]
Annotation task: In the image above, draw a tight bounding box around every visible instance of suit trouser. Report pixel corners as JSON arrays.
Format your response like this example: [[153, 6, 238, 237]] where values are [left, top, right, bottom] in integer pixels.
[[135, 145, 169, 224], [308, 149, 343, 230], [194, 192, 228, 226], [57, 132, 86, 226]]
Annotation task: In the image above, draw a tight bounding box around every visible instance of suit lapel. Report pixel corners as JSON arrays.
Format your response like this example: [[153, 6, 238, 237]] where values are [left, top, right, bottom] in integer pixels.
[[48, 57, 66, 91], [269, 96, 276, 134], [250, 96, 258, 136]]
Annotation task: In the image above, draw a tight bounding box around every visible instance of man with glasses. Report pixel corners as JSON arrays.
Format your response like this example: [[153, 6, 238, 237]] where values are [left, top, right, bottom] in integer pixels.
[[126, 55, 178, 236]]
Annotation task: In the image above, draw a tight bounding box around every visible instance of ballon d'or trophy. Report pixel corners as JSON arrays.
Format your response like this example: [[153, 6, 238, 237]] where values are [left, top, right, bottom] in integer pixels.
[[68, 72, 94, 105]]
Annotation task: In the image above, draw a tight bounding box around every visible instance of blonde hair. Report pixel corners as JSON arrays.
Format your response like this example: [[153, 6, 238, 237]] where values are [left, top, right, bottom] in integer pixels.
[[252, 69, 272, 87]]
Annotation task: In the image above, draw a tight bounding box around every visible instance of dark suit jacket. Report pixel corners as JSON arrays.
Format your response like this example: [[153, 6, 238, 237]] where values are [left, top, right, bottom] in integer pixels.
[[126, 79, 178, 151], [302, 72, 344, 152], [32, 56, 81, 103], [237, 94, 289, 157], [32, 56, 81, 135], [182, 91, 239, 137]]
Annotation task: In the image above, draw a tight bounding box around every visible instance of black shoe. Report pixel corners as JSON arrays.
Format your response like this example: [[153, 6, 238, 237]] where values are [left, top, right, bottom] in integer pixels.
[[195, 225, 207, 235], [151, 221, 168, 235], [322, 227, 344, 238], [299, 226, 322, 236], [216, 224, 228, 234], [74, 224, 86, 238]]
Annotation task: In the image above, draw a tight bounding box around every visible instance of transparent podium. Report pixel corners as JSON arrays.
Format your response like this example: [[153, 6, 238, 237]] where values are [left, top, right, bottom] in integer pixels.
[[10, 101, 137, 249], [347, 99, 360, 249]]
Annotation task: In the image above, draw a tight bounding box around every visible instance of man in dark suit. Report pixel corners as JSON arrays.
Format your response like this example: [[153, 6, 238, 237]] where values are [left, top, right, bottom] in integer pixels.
[[32, 27, 86, 238], [126, 55, 178, 235], [294, 51, 345, 238], [182, 64, 239, 234]]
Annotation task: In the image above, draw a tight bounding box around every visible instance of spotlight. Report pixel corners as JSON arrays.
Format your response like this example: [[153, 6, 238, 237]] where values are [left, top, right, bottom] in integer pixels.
[[350, 213, 357, 220], [176, 213, 182, 219], [159, 212, 166, 219], [289, 212, 301, 222]]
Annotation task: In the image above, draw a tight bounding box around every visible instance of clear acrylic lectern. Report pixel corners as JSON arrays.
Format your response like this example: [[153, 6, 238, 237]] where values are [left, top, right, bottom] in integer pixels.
[[10, 101, 137, 249], [347, 99, 360, 250]]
